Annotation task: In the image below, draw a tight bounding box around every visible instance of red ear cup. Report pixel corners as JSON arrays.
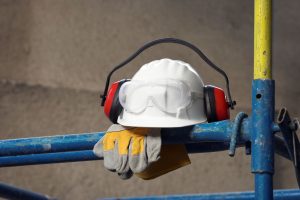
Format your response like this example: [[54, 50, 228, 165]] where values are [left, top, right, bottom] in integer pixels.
[[104, 79, 129, 123], [213, 86, 230, 121], [204, 85, 230, 122]]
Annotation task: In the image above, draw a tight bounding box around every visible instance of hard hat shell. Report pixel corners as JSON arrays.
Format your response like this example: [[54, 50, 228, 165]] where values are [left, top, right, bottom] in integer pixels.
[[118, 58, 207, 127]]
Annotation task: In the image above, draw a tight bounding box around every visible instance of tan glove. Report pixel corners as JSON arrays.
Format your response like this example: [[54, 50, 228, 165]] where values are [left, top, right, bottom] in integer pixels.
[[135, 144, 191, 180]]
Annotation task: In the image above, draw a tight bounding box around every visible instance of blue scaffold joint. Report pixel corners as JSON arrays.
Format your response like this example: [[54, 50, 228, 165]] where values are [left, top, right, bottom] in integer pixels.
[[229, 112, 249, 156]]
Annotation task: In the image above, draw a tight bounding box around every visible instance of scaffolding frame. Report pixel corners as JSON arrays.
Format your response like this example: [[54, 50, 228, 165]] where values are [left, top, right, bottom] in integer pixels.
[[0, 0, 299, 199]]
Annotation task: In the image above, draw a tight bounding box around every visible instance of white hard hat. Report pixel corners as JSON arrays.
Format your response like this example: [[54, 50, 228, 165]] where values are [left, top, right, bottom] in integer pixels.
[[117, 58, 207, 127]]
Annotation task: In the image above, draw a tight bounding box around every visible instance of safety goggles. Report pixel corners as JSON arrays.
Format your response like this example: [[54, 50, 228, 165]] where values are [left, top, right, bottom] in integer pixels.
[[119, 79, 203, 114]]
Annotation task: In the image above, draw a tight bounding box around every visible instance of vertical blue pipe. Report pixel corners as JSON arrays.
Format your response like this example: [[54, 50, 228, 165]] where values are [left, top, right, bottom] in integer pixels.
[[252, 80, 275, 200], [255, 174, 273, 200]]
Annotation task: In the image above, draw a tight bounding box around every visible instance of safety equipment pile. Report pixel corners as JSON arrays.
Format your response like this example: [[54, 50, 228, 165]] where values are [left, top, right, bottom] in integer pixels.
[[95, 56, 232, 180]]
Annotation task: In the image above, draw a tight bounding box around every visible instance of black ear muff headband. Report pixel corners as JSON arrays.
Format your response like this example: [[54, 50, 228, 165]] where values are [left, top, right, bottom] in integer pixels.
[[100, 38, 236, 109]]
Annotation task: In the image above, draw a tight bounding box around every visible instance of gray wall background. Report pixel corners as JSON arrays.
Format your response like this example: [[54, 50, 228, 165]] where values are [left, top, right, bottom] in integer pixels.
[[0, 0, 299, 199]]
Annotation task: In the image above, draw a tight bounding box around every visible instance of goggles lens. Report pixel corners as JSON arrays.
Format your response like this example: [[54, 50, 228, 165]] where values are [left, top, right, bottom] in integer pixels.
[[119, 79, 202, 114]]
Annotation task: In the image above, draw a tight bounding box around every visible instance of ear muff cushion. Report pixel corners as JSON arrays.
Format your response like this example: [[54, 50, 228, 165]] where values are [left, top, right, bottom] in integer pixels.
[[204, 86, 217, 122], [104, 80, 129, 123], [213, 87, 230, 121]]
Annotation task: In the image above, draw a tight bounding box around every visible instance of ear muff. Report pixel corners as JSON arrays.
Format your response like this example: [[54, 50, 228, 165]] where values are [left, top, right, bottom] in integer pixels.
[[104, 79, 130, 123], [204, 85, 230, 122]]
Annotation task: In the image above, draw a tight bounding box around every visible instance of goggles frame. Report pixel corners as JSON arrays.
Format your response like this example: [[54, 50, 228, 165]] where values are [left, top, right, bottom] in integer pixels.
[[119, 79, 203, 114]]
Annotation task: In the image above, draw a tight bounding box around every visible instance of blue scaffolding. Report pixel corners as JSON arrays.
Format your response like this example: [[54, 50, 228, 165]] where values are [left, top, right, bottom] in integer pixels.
[[0, 0, 299, 199]]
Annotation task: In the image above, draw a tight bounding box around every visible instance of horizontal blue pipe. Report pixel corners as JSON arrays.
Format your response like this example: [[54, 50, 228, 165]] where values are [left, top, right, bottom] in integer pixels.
[[0, 140, 288, 168], [0, 132, 105, 156], [0, 120, 251, 157], [0, 150, 100, 167], [103, 189, 300, 200], [162, 119, 250, 143], [0, 182, 54, 200], [0, 137, 289, 168], [0, 143, 236, 167]]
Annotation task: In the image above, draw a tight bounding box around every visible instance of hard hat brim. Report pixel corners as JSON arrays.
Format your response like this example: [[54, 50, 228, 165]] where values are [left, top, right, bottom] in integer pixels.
[[117, 115, 207, 128]]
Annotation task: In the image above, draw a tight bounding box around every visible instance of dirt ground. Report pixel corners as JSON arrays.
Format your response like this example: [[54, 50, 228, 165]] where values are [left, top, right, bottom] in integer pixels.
[[0, 1, 300, 199]]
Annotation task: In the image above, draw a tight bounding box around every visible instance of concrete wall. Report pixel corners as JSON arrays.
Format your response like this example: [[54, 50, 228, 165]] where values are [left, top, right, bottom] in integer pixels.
[[0, 0, 299, 199]]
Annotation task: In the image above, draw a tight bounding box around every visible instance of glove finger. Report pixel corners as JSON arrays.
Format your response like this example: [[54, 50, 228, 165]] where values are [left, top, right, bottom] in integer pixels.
[[93, 124, 124, 158], [146, 128, 162, 163], [118, 169, 133, 180], [93, 136, 105, 158], [103, 139, 119, 171], [129, 136, 148, 173], [115, 137, 131, 174]]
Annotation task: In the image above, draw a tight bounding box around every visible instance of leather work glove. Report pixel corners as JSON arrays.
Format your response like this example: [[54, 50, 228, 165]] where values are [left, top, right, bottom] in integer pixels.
[[93, 124, 191, 180], [93, 124, 161, 179]]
